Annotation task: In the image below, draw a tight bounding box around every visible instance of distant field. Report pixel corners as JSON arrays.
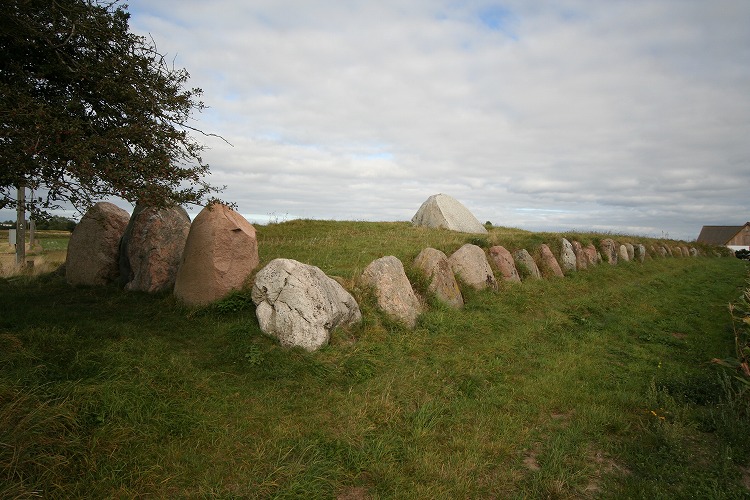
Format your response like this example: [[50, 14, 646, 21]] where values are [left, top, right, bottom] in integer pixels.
[[1, 221, 748, 498], [0, 230, 70, 276]]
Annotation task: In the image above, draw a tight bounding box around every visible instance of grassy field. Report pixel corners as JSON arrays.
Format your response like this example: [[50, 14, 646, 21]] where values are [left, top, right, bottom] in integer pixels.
[[1, 221, 749, 498]]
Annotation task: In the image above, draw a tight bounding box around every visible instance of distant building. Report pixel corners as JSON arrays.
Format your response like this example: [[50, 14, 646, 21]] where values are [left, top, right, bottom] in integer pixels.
[[697, 222, 750, 251]]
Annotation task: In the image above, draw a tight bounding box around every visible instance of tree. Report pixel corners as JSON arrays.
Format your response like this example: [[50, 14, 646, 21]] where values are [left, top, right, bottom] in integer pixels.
[[0, 0, 221, 219]]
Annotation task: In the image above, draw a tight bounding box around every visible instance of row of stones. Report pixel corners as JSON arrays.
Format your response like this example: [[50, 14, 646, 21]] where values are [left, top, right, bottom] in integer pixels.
[[64, 201, 703, 352]]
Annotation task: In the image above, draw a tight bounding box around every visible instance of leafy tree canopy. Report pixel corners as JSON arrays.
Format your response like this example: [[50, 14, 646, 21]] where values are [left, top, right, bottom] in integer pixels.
[[1, 0, 221, 218]]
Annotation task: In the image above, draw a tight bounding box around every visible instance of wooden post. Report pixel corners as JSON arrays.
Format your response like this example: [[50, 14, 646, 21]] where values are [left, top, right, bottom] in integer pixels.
[[16, 184, 25, 266]]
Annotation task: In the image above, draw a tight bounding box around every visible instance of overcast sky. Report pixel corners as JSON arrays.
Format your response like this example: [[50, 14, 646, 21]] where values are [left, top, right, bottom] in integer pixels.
[[8, 0, 750, 240]]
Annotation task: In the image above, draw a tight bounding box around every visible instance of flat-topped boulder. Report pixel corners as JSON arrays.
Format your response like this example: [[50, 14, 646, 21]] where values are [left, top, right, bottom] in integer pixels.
[[413, 248, 464, 309], [488, 245, 521, 282], [513, 249, 542, 280], [174, 203, 259, 306], [411, 193, 487, 234], [252, 259, 361, 351], [361, 256, 422, 328], [119, 204, 191, 293], [66, 202, 130, 286], [448, 244, 497, 290], [538, 244, 564, 278]]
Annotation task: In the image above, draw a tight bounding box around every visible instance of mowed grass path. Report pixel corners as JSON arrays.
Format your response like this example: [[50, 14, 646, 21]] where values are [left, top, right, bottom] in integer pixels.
[[1, 221, 748, 498]]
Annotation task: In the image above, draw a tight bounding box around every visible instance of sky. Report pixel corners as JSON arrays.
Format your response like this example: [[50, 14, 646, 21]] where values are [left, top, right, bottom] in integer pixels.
[[7, 0, 750, 240]]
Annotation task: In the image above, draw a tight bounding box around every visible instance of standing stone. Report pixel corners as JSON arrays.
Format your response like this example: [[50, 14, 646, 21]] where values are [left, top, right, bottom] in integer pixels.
[[618, 244, 630, 262], [681, 246, 690, 257], [251, 259, 361, 351], [538, 244, 564, 278], [600, 239, 618, 265], [488, 245, 521, 282], [559, 238, 577, 274], [572, 241, 588, 270], [513, 249, 542, 280], [658, 246, 669, 257], [673, 246, 683, 257], [448, 244, 497, 290], [174, 203, 259, 306], [635, 244, 647, 263], [66, 202, 130, 286], [625, 243, 635, 261], [119, 204, 191, 293], [665, 245, 674, 257], [689, 247, 699, 257], [361, 256, 422, 328], [413, 248, 464, 309], [584, 244, 599, 266], [411, 193, 488, 234]]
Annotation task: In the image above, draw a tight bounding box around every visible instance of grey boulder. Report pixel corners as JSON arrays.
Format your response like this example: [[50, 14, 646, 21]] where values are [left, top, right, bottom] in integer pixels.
[[411, 193, 487, 234], [362, 256, 422, 328], [252, 258, 362, 351]]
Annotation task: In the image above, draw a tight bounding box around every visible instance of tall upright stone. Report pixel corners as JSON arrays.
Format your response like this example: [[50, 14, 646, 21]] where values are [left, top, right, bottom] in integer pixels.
[[618, 244, 630, 262], [448, 244, 497, 290], [411, 194, 487, 234], [174, 203, 259, 306], [413, 248, 464, 309], [600, 239, 618, 265], [584, 244, 599, 266], [488, 245, 521, 282], [559, 238, 577, 274], [513, 249, 542, 280], [625, 243, 635, 261], [538, 244, 564, 278], [119, 204, 191, 293], [362, 256, 422, 328], [635, 244, 647, 263], [571, 241, 589, 270], [66, 202, 130, 286]]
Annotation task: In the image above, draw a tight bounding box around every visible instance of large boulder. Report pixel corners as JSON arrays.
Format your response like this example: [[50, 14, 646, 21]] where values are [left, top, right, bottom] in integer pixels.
[[251, 259, 361, 351], [413, 248, 464, 309], [559, 238, 577, 274], [513, 249, 542, 280], [600, 239, 618, 265], [119, 204, 191, 293], [448, 244, 497, 290], [488, 245, 521, 283], [411, 193, 487, 234], [66, 202, 130, 286], [173, 204, 259, 306], [361, 256, 422, 328], [538, 244, 564, 278]]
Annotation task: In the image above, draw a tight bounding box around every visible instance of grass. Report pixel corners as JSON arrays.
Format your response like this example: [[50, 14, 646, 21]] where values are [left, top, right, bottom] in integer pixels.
[[0, 220, 748, 498]]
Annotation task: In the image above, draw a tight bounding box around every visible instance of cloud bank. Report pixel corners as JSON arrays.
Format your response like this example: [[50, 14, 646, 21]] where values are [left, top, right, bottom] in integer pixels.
[[9, 1, 749, 241]]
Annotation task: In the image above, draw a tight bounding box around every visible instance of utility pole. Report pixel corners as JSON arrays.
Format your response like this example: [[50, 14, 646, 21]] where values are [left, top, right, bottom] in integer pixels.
[[16, 184, 25, 266], [29, 188, 35, 247]]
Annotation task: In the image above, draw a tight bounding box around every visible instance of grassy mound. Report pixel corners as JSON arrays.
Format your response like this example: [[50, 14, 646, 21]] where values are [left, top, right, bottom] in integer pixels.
[[1, 221, 748, 497]]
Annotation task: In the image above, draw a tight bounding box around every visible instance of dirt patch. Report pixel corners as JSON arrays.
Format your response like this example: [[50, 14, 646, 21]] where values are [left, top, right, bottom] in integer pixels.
[[584, 447, 630, 495], [337, 486, 369, 500]]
